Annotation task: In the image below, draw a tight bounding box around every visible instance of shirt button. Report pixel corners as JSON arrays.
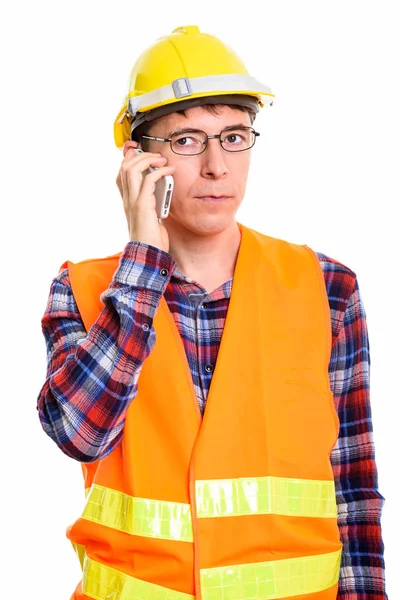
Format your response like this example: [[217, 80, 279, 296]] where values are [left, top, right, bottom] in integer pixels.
[[159, 268, 169, 277], [205, 364, 214, 373], [142, 323, 149, 331], [201, 302, 208, 309]]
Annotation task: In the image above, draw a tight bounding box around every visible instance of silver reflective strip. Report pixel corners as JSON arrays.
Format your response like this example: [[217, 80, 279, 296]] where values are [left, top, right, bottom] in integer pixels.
[[128, 74, 274, 114]]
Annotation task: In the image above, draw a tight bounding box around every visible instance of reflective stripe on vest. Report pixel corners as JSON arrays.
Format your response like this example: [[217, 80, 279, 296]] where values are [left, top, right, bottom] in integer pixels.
[[81, 476, 337, 540], [83, 484, 194, 542], [195, 476, 337, 518], [200, 549, 342, 600], [83, 554, 195, 600], [81, 550, 341, 600]]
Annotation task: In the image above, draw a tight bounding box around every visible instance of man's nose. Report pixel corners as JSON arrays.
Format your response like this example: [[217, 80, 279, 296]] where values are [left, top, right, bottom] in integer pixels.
[[200, 138, 228, 178]]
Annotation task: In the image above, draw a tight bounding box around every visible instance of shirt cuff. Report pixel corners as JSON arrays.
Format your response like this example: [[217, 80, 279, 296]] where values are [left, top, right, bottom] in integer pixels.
[[112, 241, 177, 291]]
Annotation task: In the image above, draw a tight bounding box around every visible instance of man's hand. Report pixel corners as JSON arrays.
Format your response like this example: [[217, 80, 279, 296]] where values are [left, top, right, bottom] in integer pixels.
[[116, 141, 175, 252]]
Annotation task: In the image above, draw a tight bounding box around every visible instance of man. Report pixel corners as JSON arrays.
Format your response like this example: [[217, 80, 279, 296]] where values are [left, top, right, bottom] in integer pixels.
[[37, 26, 387, 600]]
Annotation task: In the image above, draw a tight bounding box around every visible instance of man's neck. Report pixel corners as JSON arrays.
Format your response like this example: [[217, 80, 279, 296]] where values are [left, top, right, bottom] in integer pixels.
[[167, 220, 242, 282]]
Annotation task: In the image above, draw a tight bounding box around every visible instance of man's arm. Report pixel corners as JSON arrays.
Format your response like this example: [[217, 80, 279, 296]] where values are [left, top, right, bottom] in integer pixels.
[[37, 242, 176, 463], [321, 256, 388, 599]]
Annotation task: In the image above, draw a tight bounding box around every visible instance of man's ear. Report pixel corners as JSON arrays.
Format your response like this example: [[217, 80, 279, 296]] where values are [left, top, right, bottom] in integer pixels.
[[122, 140, 141, 158]]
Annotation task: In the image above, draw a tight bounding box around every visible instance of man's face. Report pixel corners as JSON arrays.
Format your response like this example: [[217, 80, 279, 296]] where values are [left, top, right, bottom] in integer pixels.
[[143, 105, 253, 238]]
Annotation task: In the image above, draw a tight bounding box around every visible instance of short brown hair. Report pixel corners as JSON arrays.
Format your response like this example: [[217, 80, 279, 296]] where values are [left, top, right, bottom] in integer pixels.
[[132, 104, 256, 151]]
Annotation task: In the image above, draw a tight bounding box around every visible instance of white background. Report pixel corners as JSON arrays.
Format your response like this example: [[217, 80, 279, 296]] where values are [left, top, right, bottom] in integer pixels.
[[1, 1, 397, 598]]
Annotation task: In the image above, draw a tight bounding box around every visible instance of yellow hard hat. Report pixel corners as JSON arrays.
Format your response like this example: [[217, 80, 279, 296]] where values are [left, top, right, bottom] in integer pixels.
[[114, 25, 274, 149]]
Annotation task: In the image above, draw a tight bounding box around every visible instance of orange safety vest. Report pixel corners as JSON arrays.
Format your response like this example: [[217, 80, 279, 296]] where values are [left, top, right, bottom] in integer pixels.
[[65, 222, 342, 600]]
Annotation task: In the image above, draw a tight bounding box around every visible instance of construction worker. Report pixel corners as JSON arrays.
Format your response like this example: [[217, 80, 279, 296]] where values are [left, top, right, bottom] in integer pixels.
[[37, 26, 387, 600]]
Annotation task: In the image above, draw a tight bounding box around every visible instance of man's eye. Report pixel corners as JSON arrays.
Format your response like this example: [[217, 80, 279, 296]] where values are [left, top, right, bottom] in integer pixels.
[[225, 133, 245, 144], [174, 133, 204, 146]]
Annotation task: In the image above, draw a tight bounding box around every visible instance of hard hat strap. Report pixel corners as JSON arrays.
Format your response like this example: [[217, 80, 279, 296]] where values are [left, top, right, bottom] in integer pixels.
[[128, 74, 273, 117]]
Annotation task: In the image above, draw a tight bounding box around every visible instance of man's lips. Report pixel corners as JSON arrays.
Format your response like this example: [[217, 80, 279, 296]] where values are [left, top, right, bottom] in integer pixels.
[[196, 195, 231, 201]]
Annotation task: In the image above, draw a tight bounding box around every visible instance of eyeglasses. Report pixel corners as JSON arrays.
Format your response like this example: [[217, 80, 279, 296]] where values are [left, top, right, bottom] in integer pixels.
[[140, 126, 260, 156]]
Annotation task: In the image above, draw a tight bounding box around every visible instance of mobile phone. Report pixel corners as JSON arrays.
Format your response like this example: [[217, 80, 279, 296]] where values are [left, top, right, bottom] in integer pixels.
[[134, 149, 174, 220]]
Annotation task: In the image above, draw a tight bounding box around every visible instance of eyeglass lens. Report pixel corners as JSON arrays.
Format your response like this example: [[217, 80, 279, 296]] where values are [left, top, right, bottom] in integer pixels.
[[170, 128, 256, 155]]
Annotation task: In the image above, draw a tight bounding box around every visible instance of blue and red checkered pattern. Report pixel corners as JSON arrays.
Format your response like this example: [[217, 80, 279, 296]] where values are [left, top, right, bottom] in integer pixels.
[[37, 238, 387, 599]]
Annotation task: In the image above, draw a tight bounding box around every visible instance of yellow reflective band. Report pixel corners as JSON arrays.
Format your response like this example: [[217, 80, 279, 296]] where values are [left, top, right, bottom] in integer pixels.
[[200, 549, 342, 600], [82, 476, 336, 543], [83, 556, 196, 600], [71, 541, 86, 569], [82, 484, 194, 542], [196, 476, 337, 518]]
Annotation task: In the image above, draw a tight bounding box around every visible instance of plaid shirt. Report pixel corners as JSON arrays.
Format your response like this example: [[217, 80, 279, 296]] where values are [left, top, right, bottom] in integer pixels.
[[37, 235, 387, 599]]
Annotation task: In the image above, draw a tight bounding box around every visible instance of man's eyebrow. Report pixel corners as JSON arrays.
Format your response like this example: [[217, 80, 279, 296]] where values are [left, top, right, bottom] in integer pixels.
[[166, 124, 250, 137], [166, 127, 204, 137], [221, 123, 251, 131]]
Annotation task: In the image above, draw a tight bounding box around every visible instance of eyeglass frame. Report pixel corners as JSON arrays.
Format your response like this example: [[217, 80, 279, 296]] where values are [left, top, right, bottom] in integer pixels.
[[140, 126, 260, 155]]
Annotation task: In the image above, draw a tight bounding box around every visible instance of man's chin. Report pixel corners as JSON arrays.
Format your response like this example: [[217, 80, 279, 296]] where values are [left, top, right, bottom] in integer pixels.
[[166, 212, 238, 237]]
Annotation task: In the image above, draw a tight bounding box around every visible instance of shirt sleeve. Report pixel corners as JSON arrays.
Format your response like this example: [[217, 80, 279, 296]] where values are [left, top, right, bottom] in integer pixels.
[[37, 241, 176, 463], [328, 275, 388, 599]]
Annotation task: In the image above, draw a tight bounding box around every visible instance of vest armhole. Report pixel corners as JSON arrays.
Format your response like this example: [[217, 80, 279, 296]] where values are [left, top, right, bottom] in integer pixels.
[[302, 245, 332, 384]]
